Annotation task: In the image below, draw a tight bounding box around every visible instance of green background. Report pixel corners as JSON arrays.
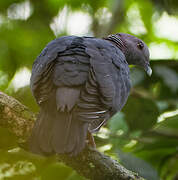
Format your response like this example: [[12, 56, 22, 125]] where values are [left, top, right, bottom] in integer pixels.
[[0, 0, 178, 179]]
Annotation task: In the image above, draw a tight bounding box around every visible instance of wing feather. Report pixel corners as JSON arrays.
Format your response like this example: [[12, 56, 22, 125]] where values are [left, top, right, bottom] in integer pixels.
[[84, 42, 131, 131]]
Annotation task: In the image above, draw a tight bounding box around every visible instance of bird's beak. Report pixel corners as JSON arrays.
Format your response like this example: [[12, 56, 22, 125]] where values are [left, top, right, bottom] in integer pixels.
[[144, 65, 152, 76], [147, 66, 152, 76]]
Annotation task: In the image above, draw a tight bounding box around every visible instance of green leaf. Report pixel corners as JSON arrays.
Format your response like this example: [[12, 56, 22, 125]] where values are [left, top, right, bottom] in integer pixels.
[[154, 65, 178, 93], [123, 96, 159, 131], [108, 112, 128, 134]]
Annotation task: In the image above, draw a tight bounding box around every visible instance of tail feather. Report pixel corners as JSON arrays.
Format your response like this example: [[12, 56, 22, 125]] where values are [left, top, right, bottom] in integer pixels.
[[29, 104, 88, 156], [64, 115, 78, 153], [29, 102, 55, 154], [51, 112, 66, 153], [65, 117, 88, 155], [38, 111, 53, 153], [77, 122, 88, 155]]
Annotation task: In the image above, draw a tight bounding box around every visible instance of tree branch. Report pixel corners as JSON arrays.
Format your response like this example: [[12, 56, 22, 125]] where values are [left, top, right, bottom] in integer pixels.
[[0, 91, 145, 180], [91, 0, 125, 37], [102, 0, 125, 36]]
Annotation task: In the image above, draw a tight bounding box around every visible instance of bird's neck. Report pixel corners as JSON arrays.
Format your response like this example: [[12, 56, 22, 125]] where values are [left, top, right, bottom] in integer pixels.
[[104, 35, 128, 55]]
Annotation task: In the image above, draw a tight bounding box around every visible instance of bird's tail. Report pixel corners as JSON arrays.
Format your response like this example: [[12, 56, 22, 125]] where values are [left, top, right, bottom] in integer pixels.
[[29, 100, 88, 156]]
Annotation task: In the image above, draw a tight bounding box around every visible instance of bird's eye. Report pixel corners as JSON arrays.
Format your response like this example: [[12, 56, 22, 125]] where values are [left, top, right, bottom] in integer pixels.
[[137, 42, 144, 49]]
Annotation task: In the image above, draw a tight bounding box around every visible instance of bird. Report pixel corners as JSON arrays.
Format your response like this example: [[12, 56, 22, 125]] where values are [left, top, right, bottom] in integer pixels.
[[29, 33, 152, 156]]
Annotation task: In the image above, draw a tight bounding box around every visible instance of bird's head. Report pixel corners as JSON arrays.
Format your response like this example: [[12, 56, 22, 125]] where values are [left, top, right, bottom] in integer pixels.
[[105, 33, 152, 76]]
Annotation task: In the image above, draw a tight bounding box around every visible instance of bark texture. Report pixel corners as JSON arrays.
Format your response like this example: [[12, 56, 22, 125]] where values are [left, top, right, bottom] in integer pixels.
[[0, 91, 145, 180]]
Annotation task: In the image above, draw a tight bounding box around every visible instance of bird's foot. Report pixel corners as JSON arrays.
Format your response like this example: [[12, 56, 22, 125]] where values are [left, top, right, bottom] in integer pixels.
[[86, 131, 96, 148]]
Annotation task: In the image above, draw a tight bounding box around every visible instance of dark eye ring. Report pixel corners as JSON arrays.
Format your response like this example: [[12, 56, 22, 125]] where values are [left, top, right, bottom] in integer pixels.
[[137, 42, 144, 49]]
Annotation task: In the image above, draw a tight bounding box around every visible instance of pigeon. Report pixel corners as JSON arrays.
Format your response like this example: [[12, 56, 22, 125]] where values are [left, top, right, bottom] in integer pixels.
[[29, 33, 151, 156]]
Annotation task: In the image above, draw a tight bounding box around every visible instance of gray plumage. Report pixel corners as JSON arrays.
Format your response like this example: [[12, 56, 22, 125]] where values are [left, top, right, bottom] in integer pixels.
[[29, 33, 151, 156]]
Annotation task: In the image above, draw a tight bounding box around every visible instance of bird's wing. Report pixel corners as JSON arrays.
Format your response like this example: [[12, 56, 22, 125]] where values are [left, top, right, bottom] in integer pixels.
[[53, 38, 91, 112], [30, 36, 80, 104], [83, 43, 131, 132]]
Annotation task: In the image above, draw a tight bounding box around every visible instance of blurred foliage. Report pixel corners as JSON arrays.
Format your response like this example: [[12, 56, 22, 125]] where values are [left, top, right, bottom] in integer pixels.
[[0, 0, 178, 179]]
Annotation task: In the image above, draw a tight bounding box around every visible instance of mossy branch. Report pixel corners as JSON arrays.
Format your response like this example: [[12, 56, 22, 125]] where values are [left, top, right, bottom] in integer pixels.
[[0, 91, 145, 180]]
